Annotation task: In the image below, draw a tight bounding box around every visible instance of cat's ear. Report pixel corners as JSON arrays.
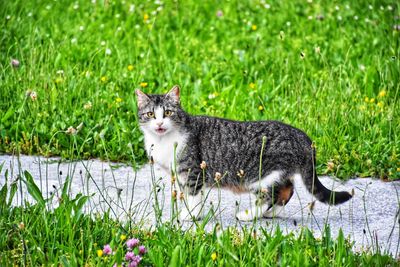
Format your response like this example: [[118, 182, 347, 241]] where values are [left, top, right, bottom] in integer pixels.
[[166, 85, 180, 104], [135, 89, 150, 109]]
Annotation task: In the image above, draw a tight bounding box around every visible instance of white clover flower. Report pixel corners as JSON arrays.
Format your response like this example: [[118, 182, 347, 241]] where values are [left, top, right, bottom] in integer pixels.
[[6, 15, 11, 20], [335, 5, 339, 11], [286, 21, 291, 27], [264, 4, 271, 9], [73, 4, 79, 10], [71, 38, 77, 44], [117, 26, 121, 31], [359, 64, 366, 71], [368, 5, 373, 10], [11, 59, 20, 68], [66, 126, 77, 135], [28, 12, 32, 17], [30, 91, 37, 101], [388, 5, 393, 11], [156, 6, 163, 12], [116, 13, 120, 18], [84, 101, 92, 110], [100, 41, 106, 46], [46, 5, 51, 10], [105, 48, 112, 55], [56, 70, 64, 75], [337, 15, 342, 21], [129, 4, 135, 12], [200, 161, 207, 170], [79, 26, 84, 31]]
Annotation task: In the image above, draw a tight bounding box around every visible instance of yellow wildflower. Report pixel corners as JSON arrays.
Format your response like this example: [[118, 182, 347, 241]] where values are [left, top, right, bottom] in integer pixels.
[[144, 14, 149, 21], [369, 98, 375, 103], [378, 90, 386, 98], [120, 234, 127, 241], [116, 97, 123, 103], [97, 249, 103, 257], [140, 82, 148, 87], [251, 24, 257, 31], [258, 105, 264, 111], [377, 101, 384, 108], [101, 76, 107, 83], [397, 168, 400, 172], [249, 82, 256, 89], [364, 97, 369, 103], [55, 77, 63, 84], [211, 252, 217, 261], [127, 65, 134, 71]]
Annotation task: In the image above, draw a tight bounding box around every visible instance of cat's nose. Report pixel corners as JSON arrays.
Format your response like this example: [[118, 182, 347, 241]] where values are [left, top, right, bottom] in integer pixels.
[[156, 121, 163, 127]]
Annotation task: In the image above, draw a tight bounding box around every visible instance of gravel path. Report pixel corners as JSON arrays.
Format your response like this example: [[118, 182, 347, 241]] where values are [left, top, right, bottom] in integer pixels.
[[1, 154, 399, 257]]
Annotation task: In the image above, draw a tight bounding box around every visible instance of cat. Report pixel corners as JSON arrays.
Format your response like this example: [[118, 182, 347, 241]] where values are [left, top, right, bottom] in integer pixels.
[[135, 85, 352, 221]]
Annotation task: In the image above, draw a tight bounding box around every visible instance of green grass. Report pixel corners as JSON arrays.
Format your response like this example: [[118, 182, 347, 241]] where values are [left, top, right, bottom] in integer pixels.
[[0, 0, 399, 179], [0, 164, 397, 266]]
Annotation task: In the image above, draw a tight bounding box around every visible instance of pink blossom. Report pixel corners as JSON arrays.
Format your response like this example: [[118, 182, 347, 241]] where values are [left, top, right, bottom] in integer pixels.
[[103, 244, 112, 255], [125, 251, 136, 261], [216, 10, 223, 17], [128, 255, 142, 267], [126, 238, 139, 249], [138, 245, 147, 255]]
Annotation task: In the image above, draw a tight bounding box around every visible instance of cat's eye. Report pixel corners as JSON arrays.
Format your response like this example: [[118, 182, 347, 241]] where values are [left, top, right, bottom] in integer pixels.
[[164, 110, 173, 117], [146, 112, 155, 118]]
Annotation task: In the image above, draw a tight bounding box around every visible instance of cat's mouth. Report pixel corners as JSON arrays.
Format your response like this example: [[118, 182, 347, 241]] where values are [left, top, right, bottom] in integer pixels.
[[155, 127, 167, 135]]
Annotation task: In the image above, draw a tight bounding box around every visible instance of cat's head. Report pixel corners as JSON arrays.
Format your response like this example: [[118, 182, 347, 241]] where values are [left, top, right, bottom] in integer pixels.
[[135, 85, 186, 137]]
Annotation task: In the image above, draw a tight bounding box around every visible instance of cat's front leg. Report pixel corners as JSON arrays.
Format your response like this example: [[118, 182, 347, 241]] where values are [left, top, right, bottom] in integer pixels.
[[177, 170, 204, 221], [179, 191, 203, 221]]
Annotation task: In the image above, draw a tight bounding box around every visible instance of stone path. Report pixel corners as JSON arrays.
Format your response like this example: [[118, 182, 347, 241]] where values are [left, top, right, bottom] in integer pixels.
[[1, 154, 399, 257]]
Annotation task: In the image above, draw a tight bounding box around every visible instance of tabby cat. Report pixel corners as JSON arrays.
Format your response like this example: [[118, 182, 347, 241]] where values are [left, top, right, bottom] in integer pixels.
[[135, 86, 352, 221]]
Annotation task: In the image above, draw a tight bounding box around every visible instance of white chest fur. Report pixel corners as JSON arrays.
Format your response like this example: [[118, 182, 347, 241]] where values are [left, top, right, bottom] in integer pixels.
[[143, 129, 187, 172]]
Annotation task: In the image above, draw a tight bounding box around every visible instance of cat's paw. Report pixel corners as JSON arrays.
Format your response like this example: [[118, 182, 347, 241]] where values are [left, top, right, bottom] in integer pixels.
[[235, 209, 256, 221]]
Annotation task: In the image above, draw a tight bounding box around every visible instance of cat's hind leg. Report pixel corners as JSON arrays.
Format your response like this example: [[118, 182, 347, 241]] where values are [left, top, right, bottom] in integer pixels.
[[262, 180, 294, 218]]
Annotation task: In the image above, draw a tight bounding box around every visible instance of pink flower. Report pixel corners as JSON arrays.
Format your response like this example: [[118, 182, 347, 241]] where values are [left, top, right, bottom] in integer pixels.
[[138, 245, 147, 255], [128, 255, 142, 267], [125, 251, 136, 261], [216, 10, 223, 17], [126, 238, 139, 249], [103, 244, 112, 255]]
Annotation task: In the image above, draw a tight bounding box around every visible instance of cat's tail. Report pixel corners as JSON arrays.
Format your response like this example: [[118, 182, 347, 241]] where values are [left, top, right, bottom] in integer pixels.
[[301, 168, 352, 205]]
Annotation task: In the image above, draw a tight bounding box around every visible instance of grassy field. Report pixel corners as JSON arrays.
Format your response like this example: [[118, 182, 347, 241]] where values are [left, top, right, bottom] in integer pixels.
[[0, 0, 400, 265], [0, 0, 399, 179]]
